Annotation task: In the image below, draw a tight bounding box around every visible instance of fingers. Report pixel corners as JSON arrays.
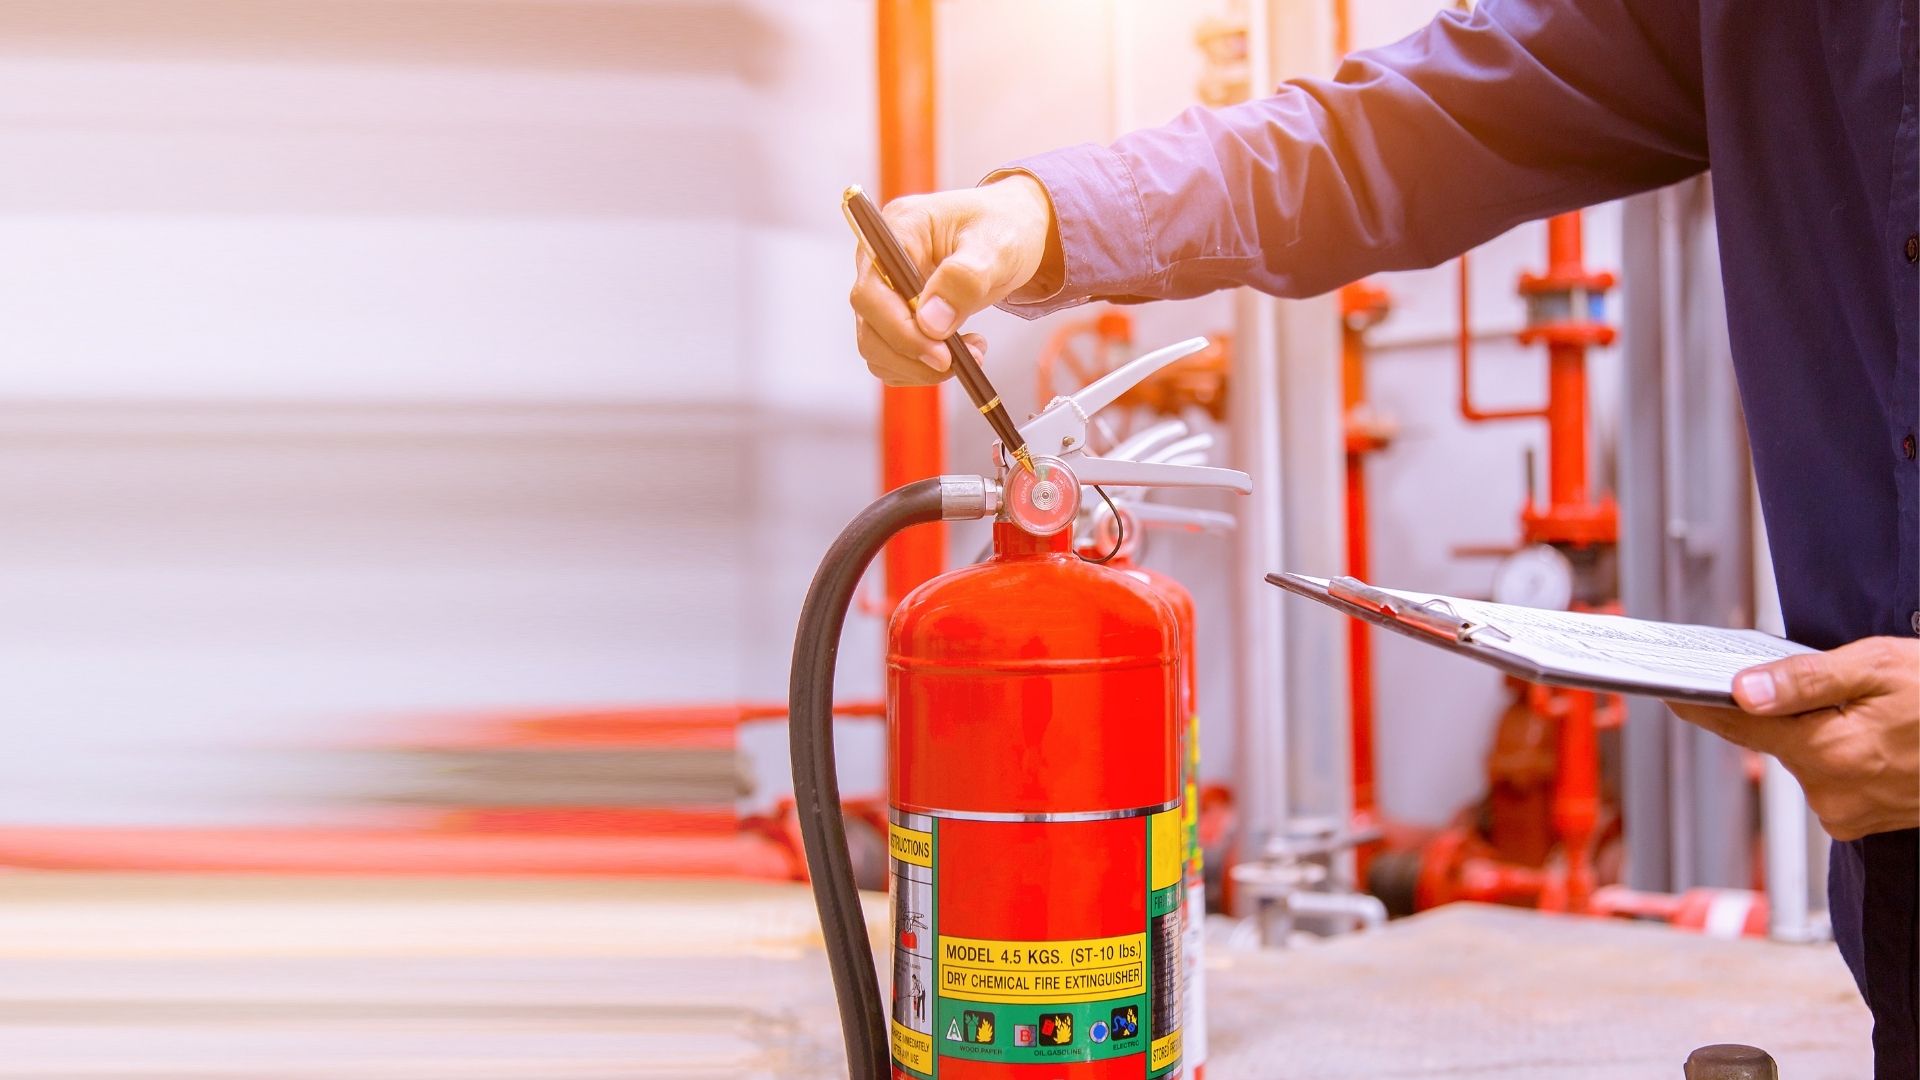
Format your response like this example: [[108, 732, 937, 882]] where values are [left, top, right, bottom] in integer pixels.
[[915, 248, 997, 339], [1666, 702, 1743, 741], [851, 258, 950, 376], [849, 183, 1036, 386], [856, 323, 987, 388], [1667, 701, 1795, 756], [887, 193, 1009, 342], [1768, 712, 1905, 841], [877, 198, 963, 361], [1734, 638, 1902, 716], [857, 318, 946, 387], [1682, 637, 1919, 842]]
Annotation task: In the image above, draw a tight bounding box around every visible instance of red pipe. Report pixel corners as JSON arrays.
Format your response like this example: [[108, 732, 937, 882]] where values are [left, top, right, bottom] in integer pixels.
[[0, 827, 808, 880], [877, 0, 946, 609], [1458, 252, 1548, 424], [1344, 456, 1375, 821], [1540, 686, 1600, 912], [1590, 886, 1770, 937], [1542, 216, 1590, 509], [1514, 212, 1619, 547], [1338, 282, 1389, 828], [1431, 213, 1614, 915]]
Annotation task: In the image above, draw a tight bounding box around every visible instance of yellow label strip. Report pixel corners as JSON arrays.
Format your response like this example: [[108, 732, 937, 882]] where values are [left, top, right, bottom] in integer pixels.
[[888, 824, 933, 868], [1150, 808, 1182, 891], [891, 1020, 932, 1074], [1151, 1030, 1183, 1072], [936, 933, 1147, 1004]]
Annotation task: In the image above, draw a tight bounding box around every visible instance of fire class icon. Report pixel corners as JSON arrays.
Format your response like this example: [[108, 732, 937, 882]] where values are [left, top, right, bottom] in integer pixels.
[[1038, 1012, 1073, 1046]]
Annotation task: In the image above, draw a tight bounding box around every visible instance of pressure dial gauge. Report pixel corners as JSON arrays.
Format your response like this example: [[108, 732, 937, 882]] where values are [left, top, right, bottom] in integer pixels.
[[1491, 543, 1575, 610], [1004, 456, 1079, 536]]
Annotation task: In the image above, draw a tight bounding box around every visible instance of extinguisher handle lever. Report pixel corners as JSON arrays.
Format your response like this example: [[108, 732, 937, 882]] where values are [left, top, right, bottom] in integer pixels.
[[1019, 337, 1211, 457], [1112, 499, 1237, 534], [1143, 432, 1215, 464], [1105, 418, 1191, 463], [1068, 456, 1253, 494]]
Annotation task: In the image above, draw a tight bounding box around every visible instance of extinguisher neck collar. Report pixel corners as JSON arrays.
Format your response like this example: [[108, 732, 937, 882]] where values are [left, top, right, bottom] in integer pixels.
[[992, 520, 1072, 557]]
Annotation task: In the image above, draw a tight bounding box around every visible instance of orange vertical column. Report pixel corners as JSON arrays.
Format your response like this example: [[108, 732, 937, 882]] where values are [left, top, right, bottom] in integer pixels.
[[877, 0, 947, 608], [1338, 282, 1390, 831]]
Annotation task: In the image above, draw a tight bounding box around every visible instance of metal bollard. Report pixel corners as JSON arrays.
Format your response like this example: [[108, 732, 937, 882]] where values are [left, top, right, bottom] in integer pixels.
[[1684, 1044, 1778, 1079]]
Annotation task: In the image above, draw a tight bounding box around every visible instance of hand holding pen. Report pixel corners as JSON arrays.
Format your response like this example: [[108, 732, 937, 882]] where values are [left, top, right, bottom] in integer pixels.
[[843, 184, 1041, 473], [844, 176, 1057, 390]]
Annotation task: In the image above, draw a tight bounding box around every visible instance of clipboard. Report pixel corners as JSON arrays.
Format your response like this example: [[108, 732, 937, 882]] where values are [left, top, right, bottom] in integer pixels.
[[1266, 572, 1812, 707]]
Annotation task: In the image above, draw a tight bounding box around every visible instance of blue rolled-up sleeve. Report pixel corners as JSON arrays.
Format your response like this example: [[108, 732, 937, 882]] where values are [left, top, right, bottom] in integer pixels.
[[998, 0, 1708, 319]]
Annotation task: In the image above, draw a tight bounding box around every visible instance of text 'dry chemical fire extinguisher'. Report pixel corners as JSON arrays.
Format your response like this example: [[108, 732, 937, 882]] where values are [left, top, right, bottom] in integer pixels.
[[790, 339, 1251, 1080]]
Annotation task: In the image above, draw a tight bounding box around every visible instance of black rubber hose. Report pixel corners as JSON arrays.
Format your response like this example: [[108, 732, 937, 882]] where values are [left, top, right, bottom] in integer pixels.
[[790, 477, 946, 1080]]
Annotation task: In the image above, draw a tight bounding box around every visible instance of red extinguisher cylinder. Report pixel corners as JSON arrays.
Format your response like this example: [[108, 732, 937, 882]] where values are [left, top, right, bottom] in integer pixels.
[[1121, 563, 1208, 1080], [886, 521, 1186, 1079]]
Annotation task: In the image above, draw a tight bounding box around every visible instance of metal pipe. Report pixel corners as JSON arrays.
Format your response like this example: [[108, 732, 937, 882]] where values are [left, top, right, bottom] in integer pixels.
[[1285, 888, 1388, 930], [1227, 0, 1292, 881], [877, 0, 946, 609], [1762, 758, 1813, 941], [1617, 191, 1676, 892], [1753, 473, 1823, 941], [1655, 185, 1700, 888]]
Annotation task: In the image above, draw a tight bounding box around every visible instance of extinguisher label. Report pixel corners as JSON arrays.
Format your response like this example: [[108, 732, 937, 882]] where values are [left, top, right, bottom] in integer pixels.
[[1147, 806, 1185, 1075], [1150, 808, 1183, 893], [1151, 1030, 1184, 1074], [890, 808, 938, 1077], [892, 1021, 934, 1075], [1181, 715, 1208, 1079], [888, 804, 1184, 1077], [937, 932, 1148, 1002], [889, 823, 934, 868]]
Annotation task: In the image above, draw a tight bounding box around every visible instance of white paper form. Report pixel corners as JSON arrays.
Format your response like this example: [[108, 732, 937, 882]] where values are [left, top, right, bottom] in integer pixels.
[[1293, 576, 1815, 700]]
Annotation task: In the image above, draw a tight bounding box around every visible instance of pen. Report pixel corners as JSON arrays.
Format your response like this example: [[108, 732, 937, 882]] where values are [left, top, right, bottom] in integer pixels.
[[842, 184, 1036, 475]]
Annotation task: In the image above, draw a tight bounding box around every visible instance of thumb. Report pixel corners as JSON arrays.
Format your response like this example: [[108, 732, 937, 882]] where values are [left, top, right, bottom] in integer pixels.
[[914, 243, 1000, 340], [1734, 640, 1887, 715]]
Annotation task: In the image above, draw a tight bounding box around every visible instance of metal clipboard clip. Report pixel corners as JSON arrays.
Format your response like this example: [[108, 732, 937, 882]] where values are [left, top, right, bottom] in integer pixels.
[[1328, 576, 1512, 644]]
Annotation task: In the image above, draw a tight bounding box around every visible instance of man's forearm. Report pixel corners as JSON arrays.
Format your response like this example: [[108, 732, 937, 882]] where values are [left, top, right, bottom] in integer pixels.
[[997, 0, 1707, 319]]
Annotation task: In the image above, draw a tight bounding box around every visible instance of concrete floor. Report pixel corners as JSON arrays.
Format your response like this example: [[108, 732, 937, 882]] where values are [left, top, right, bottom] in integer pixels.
[[0, 874, 1871, 1078]]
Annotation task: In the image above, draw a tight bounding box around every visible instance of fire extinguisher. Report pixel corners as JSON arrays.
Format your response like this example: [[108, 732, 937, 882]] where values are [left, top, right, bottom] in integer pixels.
[[790, 339, 1252, 1080], [1078, 421, 1237, 1080]]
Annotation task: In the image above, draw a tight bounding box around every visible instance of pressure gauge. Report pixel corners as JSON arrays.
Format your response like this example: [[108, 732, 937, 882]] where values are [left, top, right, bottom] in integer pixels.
[[1492, 543, 1575, 610], [1004, 456, 1079, 536]]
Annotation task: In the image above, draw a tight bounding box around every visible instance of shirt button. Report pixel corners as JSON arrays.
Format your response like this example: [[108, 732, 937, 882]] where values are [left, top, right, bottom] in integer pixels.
[[1911, 610, 1920, 636], [1907, 433, 1919, 460], [1907, 234, 1919, 263]]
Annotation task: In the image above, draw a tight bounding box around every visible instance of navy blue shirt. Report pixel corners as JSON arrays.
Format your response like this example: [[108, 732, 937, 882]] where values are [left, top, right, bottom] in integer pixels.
[[1003, 0, 1918, 1071]]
